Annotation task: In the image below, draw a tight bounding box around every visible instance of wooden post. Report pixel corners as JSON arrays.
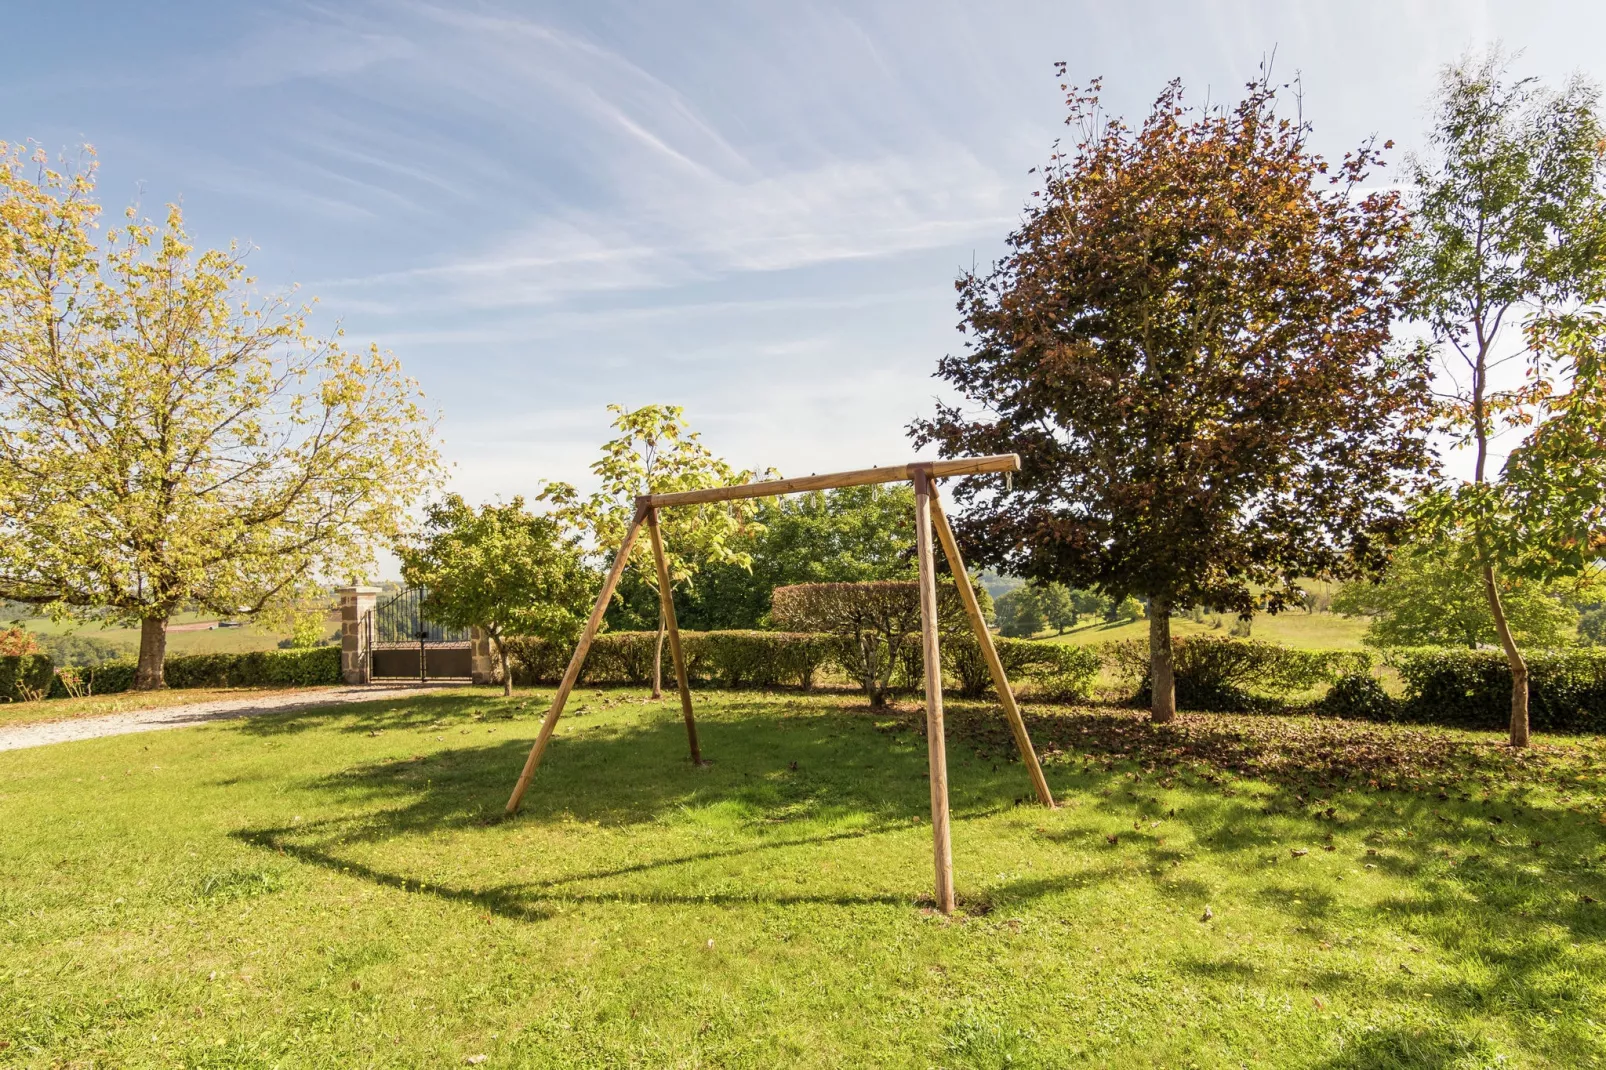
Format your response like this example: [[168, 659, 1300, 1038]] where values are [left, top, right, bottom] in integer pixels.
[[505, 508, 647, 815], [913, 467, 956, 914], [647, 505, 703, 765], [929, 489, 1055, 808]]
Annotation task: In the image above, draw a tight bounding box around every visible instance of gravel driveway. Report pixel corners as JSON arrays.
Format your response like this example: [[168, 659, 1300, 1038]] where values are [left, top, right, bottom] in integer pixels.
[[0, 685, 455, 753]]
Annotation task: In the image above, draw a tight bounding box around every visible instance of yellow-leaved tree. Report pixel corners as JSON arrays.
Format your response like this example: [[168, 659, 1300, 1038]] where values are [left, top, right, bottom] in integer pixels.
[[0, 145, 440, 688]]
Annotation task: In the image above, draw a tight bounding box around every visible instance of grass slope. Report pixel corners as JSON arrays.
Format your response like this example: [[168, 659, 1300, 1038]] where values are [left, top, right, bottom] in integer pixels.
[[1, 689, 1603, 1067], [1041, 611, 1371, 651]]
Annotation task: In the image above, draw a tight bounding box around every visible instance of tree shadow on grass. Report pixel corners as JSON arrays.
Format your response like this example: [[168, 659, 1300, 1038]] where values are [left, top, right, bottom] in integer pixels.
[[230, 697, 1068, 920]]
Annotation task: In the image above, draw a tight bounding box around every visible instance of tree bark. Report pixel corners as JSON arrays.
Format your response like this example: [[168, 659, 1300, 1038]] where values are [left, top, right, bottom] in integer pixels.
[[135, 615, 168, 690], [1149, 602, 1176, 723], [651, 608, 665, 700], [1482, 562, 1530, 747], [496, 636, 512, 698]]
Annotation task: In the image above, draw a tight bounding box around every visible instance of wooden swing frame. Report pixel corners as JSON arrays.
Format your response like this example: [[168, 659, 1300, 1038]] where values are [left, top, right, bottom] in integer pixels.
[[503, 453, 1054, 913]]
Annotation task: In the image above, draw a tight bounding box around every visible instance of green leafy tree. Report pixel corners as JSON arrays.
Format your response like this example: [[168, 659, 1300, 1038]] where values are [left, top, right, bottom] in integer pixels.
[[1405, 52, 1606, 745], [1334, 543, 1577, 650], [398, 495, 594, 696], [0, 145, 439, 689], [913, 70, 1432, 722], [995, 587, 1045, 638], [662, 484, 918, 630], [540, 404, 762, 697], [1036, 583, 1077, 633], [1071, 588, 1110, 623]]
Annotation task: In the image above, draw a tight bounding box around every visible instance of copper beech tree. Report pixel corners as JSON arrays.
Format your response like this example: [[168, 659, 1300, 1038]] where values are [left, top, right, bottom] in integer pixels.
[[912, 70, 1435, 721]]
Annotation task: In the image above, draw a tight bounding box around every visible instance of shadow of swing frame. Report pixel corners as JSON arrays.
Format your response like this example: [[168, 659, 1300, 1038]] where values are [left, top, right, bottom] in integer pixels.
[[503, 453, 1054, 914]]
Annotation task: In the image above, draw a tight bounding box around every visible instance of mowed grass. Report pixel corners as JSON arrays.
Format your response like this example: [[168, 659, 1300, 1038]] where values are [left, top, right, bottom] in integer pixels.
[[1041, 611, 1372, 650], [2, 689, 1604, 1068]]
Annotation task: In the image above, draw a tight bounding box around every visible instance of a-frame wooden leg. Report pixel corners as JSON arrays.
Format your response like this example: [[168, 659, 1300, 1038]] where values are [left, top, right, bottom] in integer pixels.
[[930, 487, 1056, 809], [506, 508, 647, 815], [647, 506, 703, 765], [913, 468, 956, 914]]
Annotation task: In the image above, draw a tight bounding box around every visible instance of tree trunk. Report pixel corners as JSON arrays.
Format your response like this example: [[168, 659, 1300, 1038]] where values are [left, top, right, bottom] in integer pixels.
[[135, 615, 169, 690], [1149, 602, 1176, 723], [496, 636, 512, 698], [651, 609, 665, 700], [1482, 562, 1530, 747], [862, 635, 883, 708]]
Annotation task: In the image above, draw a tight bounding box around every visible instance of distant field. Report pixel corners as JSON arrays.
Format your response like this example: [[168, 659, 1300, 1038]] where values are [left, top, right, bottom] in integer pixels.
[[14, 611, 324, 659], [1038, 611, 1370, 651]]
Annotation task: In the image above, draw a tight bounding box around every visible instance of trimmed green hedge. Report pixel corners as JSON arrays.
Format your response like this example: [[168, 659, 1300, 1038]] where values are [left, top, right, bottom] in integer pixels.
[[49, 659, 138, 697], [1388, 648, 1606, 733], [12, 647, 342, 701], [944, 636, 1102, 702], [1108, 636, 1372, 711], [505, 629, 1098, 701], [1, 654, 55, 702], [161, 647, 341, 689]]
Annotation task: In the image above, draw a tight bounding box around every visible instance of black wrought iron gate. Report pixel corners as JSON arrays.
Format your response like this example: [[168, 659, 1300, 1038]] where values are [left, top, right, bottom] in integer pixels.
[[367, 587, 472, 681]]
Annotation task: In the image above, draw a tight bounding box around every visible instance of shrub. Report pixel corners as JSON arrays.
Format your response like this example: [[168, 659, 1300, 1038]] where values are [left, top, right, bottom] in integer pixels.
[[38, 633, 131, 667], [942, 636, 1101, 703], [49, 659, 137, 697], [1, 627, 41, 657], [507, 631, 835, 691], [1320, 672, 1397, 721], [1, 654, 55, 702], [772, 581, 966, 706], [1108, 635, 1371, 710], [695, 631, 833, 690], [1390, 647, 1606, 733], [161, 647, 342, 689]]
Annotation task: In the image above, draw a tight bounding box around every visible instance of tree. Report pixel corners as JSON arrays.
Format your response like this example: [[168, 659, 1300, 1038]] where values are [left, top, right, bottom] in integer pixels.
[[1404, 52, 1606, 745], [622, 484, 919, 631], [1333, 543, 1577, 649], [995, 587, 1045, 638], [540, 404, 761, 698], [398, 495, 594, 696], [1036, 582, 1077, 633], [0, 145, 439, 689], [912, 70, 1432, 722]]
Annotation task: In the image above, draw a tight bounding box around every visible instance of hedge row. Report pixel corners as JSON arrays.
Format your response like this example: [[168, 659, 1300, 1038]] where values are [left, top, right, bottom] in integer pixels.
[[1378, 648, 1606, 733], [1, 655, 55, 702], [504, 630, 1102, 700], [1, 647, 343, 701], [1106, 635, 1372, 711]]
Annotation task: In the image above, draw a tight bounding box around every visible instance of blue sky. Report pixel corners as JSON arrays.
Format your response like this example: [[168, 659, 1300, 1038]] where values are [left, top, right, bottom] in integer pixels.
[[8, 1, 1605, 527]]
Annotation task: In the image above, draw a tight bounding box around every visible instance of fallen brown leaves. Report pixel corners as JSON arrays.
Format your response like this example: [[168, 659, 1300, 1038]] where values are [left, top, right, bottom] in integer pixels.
[[911, 703, 1606, 799]]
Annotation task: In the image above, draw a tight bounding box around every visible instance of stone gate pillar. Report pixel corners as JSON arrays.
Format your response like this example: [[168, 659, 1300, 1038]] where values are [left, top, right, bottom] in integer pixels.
[[337, 585, 380, 685], [470, 627, 495, 686]]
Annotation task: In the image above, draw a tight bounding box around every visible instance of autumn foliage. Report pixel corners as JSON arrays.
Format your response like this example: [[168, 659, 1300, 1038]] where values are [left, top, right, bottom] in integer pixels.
[[913, 69, 1434, 722]]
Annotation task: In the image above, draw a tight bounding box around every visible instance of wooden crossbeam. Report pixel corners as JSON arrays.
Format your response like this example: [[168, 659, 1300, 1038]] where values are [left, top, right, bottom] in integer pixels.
[[636, 454, 1019, 509]]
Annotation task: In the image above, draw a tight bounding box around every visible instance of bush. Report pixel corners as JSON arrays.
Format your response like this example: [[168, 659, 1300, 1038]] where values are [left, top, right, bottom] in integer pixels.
[[1108, 635, 1371, 710], [1320, 672, 1397, 721], [48, 659, 137, 697], [695, 632, 833, 690], [942, 636, 1101, 703], [1, 654, 55, 702], [507, 631, 836, 691], [1390, 647, 1606, 733], [161, 647, 341, 689]]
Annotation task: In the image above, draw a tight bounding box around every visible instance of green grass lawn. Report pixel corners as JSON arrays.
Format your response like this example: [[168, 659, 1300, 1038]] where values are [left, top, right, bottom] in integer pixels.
[[2, 688, 1603, 1067], [1041, 611, 1372, 650]]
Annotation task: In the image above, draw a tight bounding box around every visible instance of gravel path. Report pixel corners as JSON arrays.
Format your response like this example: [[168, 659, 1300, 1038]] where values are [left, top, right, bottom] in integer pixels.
[[0, 685, 455, 753]]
